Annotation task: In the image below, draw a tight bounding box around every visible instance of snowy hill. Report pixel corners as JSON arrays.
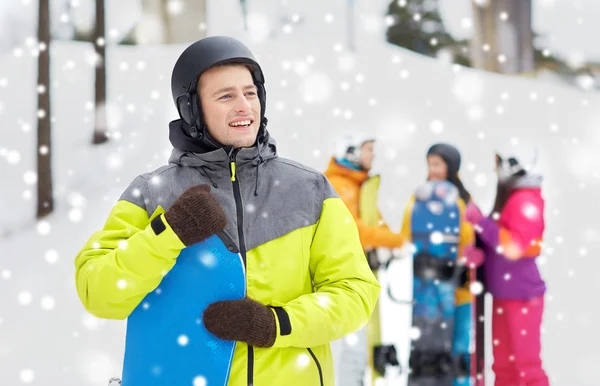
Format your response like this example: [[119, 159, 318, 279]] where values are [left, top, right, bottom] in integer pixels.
[[2, 0, 600, 385]]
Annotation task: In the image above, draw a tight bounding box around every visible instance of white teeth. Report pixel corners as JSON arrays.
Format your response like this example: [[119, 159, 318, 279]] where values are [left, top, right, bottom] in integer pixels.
[[230, 120, 251, 127]]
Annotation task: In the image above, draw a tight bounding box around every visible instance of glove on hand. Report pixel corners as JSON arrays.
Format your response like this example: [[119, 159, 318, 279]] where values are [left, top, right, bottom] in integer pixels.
[[465, 200, 485, 225], [164, 184, 227, 246], [461, 245, 484, 268], [203, 297, 277, 348]]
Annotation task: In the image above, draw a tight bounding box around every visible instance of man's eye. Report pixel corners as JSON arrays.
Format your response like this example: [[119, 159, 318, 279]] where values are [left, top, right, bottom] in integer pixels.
[[219, 94, 231, 100]]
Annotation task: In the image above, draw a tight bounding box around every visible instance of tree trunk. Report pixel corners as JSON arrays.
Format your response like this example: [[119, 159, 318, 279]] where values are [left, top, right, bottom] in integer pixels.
[[37, 0, 53, 218], [93, 0, 109, 144], [161, 0, 174, 43], [469, 0, 534, 74]]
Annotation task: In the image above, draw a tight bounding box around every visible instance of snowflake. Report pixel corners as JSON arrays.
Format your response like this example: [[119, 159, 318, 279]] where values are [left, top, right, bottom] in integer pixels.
[[430, 120, 444, 133], [18, 291, 33, 305], [470, 281, 484, 295], [116, 279, 127, 289], [344, 333, 359, 346], [198, 251, 217, 268], [37, 221, 51, 235], [430, 231, 444, 245], [317, 294, 331, 308], [41, 296, 55, 310], [409, 326, 421, 340], [6, 150, 21, 164], [20, 369, 35, 383], [474, 173, 487, 187], [44, 249, 59, 264], [23, 170, 37, 184], [69, 208, 83, 223], [177, 334, 189, 346], [193, 376, 207, 386], [1, 270, 11, 279], [296, 353, 310, 368], [82, 313, 103, 330]]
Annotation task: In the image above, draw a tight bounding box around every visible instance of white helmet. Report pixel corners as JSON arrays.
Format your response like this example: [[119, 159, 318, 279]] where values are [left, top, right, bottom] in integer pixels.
[[335, 132, 376, 165], [495, 141, 541, 181]]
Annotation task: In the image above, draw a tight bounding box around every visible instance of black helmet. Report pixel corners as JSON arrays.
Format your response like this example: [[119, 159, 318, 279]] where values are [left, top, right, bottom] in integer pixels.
[[170, 35, 267, 148]]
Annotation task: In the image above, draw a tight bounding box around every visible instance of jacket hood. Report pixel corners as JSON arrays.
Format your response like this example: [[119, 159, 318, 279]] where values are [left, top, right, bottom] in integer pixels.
[[324, 157, 369, 186]]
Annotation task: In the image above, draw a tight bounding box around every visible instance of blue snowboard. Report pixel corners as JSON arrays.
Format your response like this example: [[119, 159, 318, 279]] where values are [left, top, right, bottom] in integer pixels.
[[407, 180, 471, 386], [120, 232, 246, 386]]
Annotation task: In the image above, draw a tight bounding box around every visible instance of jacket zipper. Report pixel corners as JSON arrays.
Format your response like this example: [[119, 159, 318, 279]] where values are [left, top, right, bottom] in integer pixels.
[[229, 150, 254, 386], [307, 348, 324, 386]]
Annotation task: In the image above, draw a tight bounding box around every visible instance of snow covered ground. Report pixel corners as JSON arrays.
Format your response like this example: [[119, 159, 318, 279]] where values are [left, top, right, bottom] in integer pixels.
[[1, 0, 600, 385]]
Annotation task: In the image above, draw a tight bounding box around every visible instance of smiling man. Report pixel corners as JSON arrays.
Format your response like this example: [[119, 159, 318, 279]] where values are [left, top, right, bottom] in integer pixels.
[[74, 36, 380, 386]]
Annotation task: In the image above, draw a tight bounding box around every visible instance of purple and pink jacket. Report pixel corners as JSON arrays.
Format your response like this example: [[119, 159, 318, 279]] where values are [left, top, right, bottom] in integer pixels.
[[475, 187, 546, 300]]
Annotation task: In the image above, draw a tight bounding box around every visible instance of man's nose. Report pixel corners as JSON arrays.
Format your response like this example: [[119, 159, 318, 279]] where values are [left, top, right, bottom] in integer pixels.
[[234, 95, 251, 113]]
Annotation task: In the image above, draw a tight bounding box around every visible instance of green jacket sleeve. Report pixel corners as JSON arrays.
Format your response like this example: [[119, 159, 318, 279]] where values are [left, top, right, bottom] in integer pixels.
[[271, 184, 381, 348], [74, 176, 185, 320]]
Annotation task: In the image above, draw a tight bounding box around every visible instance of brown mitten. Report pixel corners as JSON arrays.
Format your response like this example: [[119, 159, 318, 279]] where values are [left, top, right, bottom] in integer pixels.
[[164, 184, 227, 246], [203, 297, 277, 348]]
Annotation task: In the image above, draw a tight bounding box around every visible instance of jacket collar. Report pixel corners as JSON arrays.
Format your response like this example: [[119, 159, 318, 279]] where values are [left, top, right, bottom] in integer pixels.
[[324, 157, 369, 185]]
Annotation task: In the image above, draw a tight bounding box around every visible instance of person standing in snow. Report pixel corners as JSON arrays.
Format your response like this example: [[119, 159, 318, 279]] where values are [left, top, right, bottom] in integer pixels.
[[323, 135, 404, 386], [401, 143, 483, 273], [465, 142, 549, 386], [403, 143, 483, 267], [74, 35, 380, 386], [399, 143, 483, 382]]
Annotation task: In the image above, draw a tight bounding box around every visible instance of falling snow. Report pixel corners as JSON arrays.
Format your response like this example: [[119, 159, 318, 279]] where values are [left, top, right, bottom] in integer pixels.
[[0, 1, 597, 385]]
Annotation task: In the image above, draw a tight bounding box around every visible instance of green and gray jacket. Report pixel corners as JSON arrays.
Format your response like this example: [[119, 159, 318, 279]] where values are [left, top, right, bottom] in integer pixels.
[[74, 132, 380, 386]]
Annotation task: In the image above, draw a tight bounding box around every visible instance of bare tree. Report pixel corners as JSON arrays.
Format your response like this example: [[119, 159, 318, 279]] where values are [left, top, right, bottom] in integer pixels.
[[470, 0, 534, 74], [37, 0, 53, 218], [92, 0, 109, 144]]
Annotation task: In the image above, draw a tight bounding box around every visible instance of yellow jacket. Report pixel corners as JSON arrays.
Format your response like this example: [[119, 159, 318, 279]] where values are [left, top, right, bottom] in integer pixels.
[[74, 139, 380, 386], [324, 157, 403, 250]]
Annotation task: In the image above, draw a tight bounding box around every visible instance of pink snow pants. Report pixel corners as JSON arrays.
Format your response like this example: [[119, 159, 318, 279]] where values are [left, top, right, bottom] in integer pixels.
[[492, 296, 549, 386]]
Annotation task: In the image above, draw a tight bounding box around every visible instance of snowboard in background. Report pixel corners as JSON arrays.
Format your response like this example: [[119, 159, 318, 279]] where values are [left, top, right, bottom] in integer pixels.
[[360, 175, 400, 385], [407, 180, 473, 386], [118, 232, 246, 386]]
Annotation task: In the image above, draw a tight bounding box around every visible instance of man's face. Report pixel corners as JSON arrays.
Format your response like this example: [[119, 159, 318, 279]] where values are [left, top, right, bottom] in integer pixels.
[[359, 141, 375, 171], [427, 154, 448, 181], [197, 65, 261, 148]]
